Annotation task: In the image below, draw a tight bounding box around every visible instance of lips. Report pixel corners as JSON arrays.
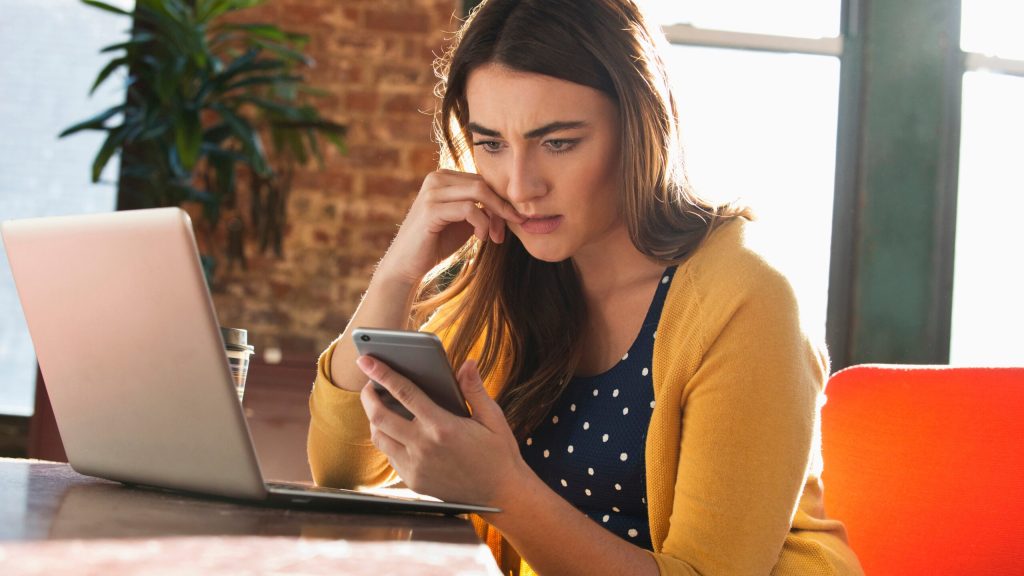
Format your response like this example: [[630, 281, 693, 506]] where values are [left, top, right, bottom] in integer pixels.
[[519, 215, 563, 234]]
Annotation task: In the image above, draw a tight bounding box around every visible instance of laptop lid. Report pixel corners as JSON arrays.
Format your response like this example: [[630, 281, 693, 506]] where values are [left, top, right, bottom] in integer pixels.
[[2, 208, 267, 500]]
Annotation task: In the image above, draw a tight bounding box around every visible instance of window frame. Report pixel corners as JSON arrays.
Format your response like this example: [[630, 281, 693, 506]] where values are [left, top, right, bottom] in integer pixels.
[[659, 4, 854, 368]]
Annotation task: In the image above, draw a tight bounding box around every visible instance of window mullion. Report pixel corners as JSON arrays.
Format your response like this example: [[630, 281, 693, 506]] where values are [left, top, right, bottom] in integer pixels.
[[662, 23, 842, 56]]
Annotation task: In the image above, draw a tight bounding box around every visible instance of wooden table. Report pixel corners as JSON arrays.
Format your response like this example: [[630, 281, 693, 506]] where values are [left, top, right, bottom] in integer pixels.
[[0, 458, 501, 575]]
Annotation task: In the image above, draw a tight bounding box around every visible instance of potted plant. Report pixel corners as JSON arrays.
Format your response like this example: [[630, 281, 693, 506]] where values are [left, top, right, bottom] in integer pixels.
[[60, 0, 345, 277]]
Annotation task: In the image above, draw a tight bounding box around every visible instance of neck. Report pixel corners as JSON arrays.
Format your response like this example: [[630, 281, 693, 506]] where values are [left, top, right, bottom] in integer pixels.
[[572, 224, 664, 302]]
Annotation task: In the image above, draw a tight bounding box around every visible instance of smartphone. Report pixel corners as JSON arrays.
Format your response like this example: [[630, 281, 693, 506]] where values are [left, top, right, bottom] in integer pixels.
[[352, 328, 471, 420]]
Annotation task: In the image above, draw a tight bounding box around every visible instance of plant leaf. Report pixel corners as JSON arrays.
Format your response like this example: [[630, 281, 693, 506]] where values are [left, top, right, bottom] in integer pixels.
[[220, 23, 288, 43], [81, 0, 133, 16], [207, 0, 266, 18], [251, 39, 312, 66], [135, 3, 194, 58], [297, 85, 331, 98], [91, 125, 129, 182], [223, 73, 302, 93], [202, 123, 233, 144], [211, 103, 269, 175], [59, 104, 126, 138], [175, 107, 203, 171], [89, 56, 129, 95], [306, 127, 321, 165], [99, 32, 156, 54], [325, 131, 347, 155]]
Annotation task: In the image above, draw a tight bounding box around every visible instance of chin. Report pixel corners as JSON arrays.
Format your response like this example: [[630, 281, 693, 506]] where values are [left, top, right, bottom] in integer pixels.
[[514, 234, 574, 263]]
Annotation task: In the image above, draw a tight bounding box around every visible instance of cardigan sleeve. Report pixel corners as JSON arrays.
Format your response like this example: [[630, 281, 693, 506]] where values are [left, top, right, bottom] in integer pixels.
[[651, 242, 829, 575], [307, 302, 463, 489], [307, 338, 400, 489]]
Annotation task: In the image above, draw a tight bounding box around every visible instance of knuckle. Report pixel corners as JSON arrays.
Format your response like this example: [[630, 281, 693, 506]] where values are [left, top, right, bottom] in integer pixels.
[[423, 171, 441, 187], [428, 422, 452, 445], [471, 180, 490, 198], [391, 382, 416, 407], [367, 407, 386, 428]]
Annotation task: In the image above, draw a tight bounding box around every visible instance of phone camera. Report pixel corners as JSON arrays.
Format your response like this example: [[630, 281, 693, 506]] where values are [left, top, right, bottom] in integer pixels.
[[360, 334, 371, 342]]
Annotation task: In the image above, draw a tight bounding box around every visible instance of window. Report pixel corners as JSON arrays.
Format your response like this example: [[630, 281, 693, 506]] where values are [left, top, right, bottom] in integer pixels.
[[0, 0, 131, 415], [949, 1, 1024, 365], [652, 1, 843, 341]]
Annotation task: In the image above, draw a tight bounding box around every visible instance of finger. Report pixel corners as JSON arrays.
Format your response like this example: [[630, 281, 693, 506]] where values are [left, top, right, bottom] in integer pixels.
[[432, 180, 525, 224], [369, 427, 407, 462], [356, 355, 444, 423], [456, 360, 505, 428], [424, 200, 489, 240], [460, 201, 492, 242], [487, 210, 506, 244], [360, 376, 419, 445]]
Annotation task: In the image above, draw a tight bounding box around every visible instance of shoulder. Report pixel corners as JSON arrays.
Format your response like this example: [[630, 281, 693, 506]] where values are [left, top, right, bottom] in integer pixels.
[[659, 217, 821, 365], [671, 216, 798, 315]]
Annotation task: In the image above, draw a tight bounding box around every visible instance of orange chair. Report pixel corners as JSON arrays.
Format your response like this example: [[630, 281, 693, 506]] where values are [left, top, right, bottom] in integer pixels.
[[821, 364, 1024, 576]]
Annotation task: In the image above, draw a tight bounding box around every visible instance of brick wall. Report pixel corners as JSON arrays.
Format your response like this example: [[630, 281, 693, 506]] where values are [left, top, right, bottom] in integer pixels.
[[210, 0, 460, 361]]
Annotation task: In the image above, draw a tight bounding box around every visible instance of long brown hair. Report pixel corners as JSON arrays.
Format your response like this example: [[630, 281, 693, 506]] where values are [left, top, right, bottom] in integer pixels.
[[414, 0, 746, 438]]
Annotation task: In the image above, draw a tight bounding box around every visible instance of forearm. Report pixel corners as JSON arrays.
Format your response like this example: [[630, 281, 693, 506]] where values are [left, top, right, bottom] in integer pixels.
[[485, 464, 659, 576], [328, 267, 419, 392]]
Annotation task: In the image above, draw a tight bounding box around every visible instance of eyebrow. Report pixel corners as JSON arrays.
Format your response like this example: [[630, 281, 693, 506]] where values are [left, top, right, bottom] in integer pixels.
[[466, 120, 589, 140]]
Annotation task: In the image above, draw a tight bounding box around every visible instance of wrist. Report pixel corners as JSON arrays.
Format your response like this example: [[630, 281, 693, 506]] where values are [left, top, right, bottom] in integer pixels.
[[482, 458, 541, 528], [371, 256, 425, 293]]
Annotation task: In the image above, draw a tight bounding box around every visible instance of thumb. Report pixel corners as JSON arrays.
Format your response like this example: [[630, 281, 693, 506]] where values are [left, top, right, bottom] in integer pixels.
[[457, 359, 504, 426]]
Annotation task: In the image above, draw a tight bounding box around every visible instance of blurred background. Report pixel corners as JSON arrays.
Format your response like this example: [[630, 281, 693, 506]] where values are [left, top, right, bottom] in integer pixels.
[[0, 0, 1020, 467]]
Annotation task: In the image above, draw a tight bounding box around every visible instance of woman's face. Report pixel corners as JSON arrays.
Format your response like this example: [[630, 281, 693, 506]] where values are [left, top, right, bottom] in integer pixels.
[[465, 63, 623, 263]]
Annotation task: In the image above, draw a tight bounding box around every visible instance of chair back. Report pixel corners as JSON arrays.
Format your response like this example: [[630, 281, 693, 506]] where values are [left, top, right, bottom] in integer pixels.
[[821, 364, 1024, 576]]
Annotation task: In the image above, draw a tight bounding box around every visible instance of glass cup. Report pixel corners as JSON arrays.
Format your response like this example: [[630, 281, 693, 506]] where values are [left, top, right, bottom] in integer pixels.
[[221, 327, 255, 402]]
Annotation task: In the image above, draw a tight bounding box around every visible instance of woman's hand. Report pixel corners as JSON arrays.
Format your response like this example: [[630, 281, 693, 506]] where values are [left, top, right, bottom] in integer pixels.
[[376, 169, 525, 286], [356, 355, 527, 508]]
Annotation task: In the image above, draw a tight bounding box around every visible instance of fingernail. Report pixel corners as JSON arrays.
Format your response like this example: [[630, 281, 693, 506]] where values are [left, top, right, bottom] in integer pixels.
[[356, 356, 375, 371]]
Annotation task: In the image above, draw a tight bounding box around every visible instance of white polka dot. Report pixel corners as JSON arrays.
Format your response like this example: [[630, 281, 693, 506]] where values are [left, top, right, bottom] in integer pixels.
[[593, 389, 599, 397], [560, 479, 567, 487], [587, 467, 594, 476], [567, 445, 574, 453], [662, 275, 669, 284], [526, 437, 533, 446], [570, 403, 576, 412], [583, 421, 590, 430], [615, 483, 622, 491], [628, 528, 638, 538], [552, 415, 559, 424], [650, 400, 656, 409], [642, 497, 647, 504], [612, 389, 619, 398], [602, 514, 610, 523], [585, 488, 592, 496], [602, 434, 609, 442], [620, 453, 628, 462], [622, 407, 629, 415], [612, 506, 621, 512], [543, 449, 550, 458], [641, 367, 649, 376], [621, 352, 629, 361], [652, 331, 657, 340]]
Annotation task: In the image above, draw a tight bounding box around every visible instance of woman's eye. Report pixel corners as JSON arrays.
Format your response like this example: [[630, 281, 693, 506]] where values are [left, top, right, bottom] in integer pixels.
[[545, 139, 579, 153], [473, 141, 503, 153]]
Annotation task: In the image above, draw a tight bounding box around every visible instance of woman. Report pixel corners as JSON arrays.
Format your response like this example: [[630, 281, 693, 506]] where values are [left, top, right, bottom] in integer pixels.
[[308, 0, 863, 574]]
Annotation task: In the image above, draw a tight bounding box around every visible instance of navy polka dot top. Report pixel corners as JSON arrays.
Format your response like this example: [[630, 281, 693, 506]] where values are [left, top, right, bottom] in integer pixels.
[[519, 266, 677, 550]]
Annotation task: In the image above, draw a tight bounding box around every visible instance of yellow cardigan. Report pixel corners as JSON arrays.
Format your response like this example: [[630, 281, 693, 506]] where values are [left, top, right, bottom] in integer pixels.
[[307, 219, 863, 575]]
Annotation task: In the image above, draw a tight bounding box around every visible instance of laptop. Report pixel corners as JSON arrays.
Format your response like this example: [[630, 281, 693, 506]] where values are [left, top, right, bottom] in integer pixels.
[[1, 207, 497, 515]]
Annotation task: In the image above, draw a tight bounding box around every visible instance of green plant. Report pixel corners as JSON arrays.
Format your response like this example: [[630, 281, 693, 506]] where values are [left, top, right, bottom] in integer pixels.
[[61, 0, 344, 268]]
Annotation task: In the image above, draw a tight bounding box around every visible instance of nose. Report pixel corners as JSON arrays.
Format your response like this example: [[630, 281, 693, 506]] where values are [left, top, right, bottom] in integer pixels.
[[504, 149, 547, 206]]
